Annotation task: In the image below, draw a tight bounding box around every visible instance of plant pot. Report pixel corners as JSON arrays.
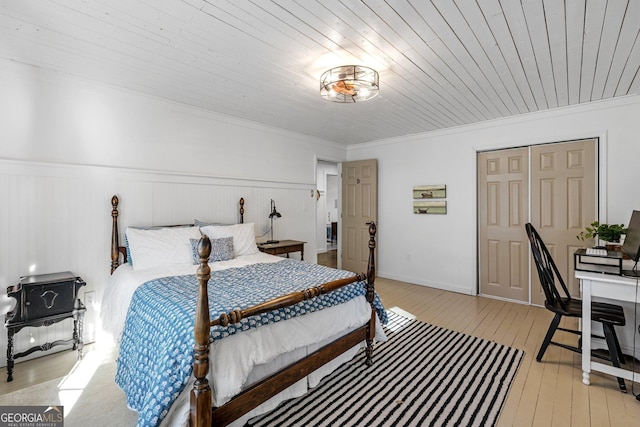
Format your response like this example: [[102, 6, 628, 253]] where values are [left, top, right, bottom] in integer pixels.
[[604, 242, 622, 252]]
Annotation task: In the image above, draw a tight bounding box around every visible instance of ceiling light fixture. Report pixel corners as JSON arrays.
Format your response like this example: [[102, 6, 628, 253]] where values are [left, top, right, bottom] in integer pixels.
[[320, 65, 379, 103]]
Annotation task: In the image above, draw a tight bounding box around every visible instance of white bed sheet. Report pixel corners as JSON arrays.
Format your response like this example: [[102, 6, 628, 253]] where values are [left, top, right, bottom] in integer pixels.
[[100, 253, 386, 426], [164, 301, 376, 427]]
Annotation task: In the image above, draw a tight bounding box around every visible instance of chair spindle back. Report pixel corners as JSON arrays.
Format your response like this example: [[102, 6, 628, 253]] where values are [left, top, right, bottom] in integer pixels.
[[525, 223, 571, 311]]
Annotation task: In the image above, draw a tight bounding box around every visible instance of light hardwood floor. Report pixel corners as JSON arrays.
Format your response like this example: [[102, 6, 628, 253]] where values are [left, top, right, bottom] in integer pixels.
[[0, 343, 116, 395], [2, 276, 639, 426], [317, 249, 337, 269], [374, 278, 640, 427]]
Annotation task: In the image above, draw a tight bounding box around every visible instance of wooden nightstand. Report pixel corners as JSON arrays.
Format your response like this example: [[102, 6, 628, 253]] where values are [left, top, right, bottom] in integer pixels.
[[258, 240, 306, 260]]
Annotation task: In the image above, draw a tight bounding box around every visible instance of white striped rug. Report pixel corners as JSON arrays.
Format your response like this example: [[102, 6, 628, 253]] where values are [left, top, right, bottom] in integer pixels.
[[246, 311, 524, 427]]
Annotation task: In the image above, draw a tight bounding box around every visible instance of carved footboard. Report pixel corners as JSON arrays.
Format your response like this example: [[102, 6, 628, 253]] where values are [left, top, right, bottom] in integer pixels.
[[190, 223, 378, 427]]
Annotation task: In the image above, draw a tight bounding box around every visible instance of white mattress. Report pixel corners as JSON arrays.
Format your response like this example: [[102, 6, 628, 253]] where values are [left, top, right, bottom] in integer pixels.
[[100, 253, 386, 426]]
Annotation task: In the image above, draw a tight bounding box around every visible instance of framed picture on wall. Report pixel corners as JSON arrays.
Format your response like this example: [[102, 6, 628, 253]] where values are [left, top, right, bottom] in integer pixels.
[[413, 185, 446, 199], [413, 200, 447, 214]]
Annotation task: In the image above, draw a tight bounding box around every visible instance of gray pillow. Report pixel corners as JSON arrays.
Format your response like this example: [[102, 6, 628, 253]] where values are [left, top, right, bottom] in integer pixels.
[[190, 236, 234, 263]]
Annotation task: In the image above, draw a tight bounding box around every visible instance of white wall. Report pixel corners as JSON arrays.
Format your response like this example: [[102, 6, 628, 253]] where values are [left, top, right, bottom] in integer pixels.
[[0, 60, 346, 183], [0, 60, 346, 366], [347, 95, 640, 295], [326, 175, 338, 225]]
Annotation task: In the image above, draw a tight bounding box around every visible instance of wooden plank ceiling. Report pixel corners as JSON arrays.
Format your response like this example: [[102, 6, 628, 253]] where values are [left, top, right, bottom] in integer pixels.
[[1, 0, 638, 145]]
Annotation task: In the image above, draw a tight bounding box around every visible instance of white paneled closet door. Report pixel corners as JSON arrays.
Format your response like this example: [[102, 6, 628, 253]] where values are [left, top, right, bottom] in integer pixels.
[[530, 139, 597, 305], [478, 148, 530, 302], [478, 139, 597, 304]]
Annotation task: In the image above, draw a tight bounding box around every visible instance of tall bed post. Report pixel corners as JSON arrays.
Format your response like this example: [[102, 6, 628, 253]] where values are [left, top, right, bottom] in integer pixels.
[[191, 237, 213, 427], [365, 221, 377, 366], [111, 195, 120, 274], [239, 197, 244, 223], [181, 203, 376, 426]]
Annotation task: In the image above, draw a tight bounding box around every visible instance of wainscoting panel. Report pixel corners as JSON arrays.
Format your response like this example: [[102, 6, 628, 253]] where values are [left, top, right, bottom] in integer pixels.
[[0, 159, 316, 368]]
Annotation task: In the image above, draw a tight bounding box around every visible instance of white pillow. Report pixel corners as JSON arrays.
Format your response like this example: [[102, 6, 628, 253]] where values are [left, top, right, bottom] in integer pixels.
[[125, 226, 202, 270], [200, 223, 259, 257]]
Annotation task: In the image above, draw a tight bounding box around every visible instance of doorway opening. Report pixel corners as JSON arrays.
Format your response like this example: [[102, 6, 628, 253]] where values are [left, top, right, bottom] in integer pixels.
[[317, 160, 339, 268]]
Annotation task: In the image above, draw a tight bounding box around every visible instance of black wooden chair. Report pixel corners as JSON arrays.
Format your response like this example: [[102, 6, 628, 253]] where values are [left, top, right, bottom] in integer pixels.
[[525, 223, 627, 392]]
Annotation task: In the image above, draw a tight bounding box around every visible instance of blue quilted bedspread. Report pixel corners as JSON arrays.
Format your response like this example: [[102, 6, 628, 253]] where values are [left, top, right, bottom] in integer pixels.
[[115, 259, 387, 427]]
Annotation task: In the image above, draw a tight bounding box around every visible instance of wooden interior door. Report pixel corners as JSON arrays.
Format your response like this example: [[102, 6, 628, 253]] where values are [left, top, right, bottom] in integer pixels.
[[341, 159, 377, 274], [478, 148, 530, 302], [530, 139, 597, 305]]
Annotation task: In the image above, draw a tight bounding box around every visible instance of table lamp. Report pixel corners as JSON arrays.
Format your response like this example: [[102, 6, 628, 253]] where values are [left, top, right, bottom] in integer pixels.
[[267, 199, 281, 243]]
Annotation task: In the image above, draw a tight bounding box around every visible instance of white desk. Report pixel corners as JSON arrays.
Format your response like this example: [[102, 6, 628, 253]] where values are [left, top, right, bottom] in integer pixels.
[[576, 271, 640, 386]]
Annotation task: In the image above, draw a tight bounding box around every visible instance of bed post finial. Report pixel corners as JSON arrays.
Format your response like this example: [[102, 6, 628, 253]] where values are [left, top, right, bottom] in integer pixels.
[[191, 236, 212, 427], [367, 221, 376, 289], [365, 221, 376, 366], [111, 195, 120, 274], [239, 197, 245, 224]]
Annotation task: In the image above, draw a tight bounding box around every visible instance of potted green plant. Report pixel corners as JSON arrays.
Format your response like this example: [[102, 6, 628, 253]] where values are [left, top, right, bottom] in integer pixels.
[[577, 221, 627, 247]]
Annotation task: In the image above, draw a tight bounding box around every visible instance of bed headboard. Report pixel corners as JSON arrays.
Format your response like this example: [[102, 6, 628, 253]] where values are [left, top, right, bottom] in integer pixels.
[[110, 195, 246, 274]]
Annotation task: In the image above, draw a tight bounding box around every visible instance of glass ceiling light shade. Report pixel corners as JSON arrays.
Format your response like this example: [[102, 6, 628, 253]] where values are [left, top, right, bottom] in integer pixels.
[[320, 65, 379, 103]]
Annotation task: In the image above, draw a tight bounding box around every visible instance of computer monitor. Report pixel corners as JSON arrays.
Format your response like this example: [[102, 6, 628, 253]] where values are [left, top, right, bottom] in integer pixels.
[[621, 210, 640, 263]]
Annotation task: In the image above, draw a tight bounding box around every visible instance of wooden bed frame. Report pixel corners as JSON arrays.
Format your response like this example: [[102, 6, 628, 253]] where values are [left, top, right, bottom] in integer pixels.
[[109, 195, 378, 427]]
